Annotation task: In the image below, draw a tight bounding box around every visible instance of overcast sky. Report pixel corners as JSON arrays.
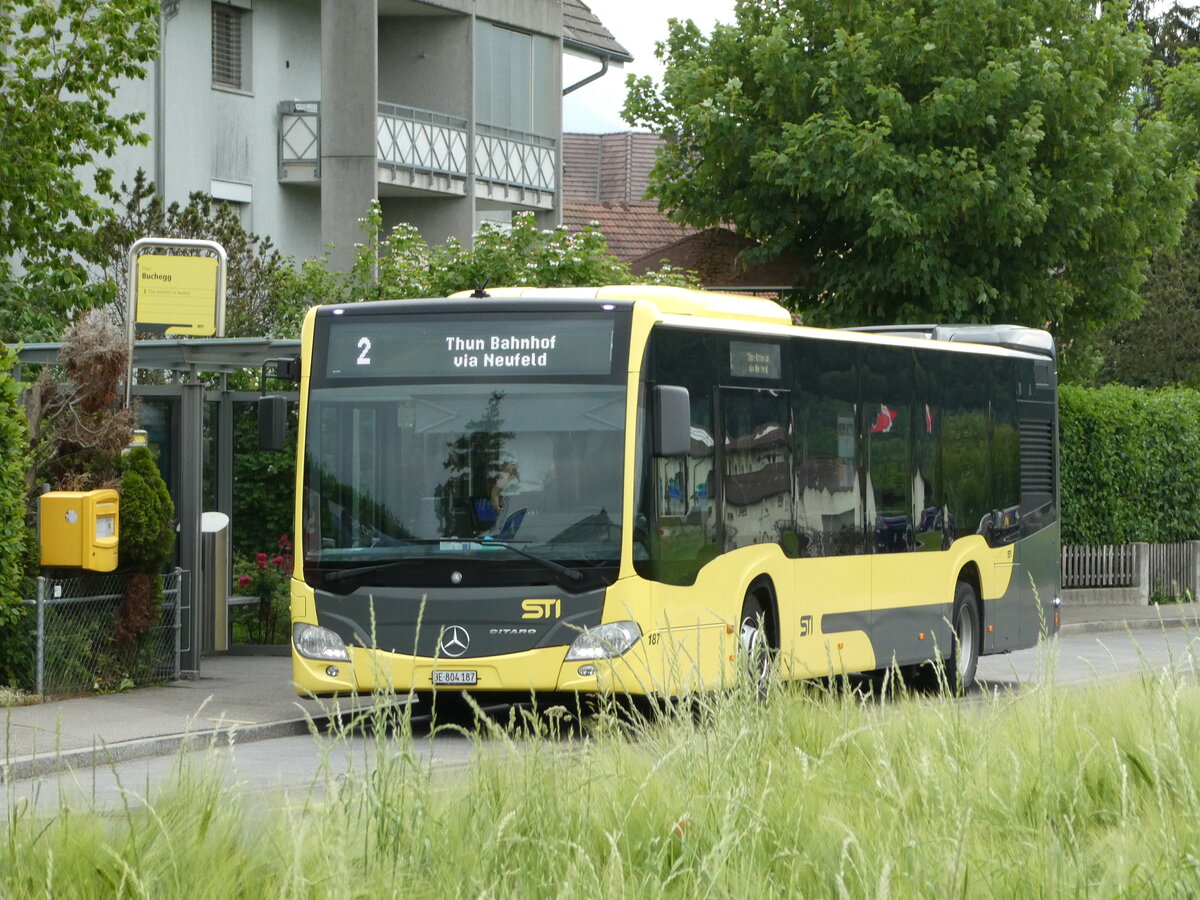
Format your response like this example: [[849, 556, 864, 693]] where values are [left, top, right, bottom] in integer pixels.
[[562, 0, 737, 134]]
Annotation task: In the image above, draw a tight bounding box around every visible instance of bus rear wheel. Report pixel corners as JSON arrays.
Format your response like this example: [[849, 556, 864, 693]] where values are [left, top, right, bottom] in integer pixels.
[[739, 592, 774, 699], [948, 580, 980, 694]]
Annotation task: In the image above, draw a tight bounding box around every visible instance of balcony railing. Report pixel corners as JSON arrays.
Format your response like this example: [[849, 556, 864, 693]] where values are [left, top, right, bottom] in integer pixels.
[[278, 100, 320, 180], [377, 102, 469, 184], [278, 100, 557, 203], [475, 123, 556, 194]]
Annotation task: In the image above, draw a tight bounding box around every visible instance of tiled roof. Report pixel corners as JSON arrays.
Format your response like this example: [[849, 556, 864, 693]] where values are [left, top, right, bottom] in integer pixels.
[[562, 131, 809, 291], [630, 228, 809, 292], [562, 0, 633, 62], [563, 200, 699, 263], [562, 132, 662, 203]]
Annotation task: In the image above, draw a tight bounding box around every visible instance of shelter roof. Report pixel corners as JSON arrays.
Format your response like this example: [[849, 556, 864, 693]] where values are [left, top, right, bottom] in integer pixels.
[[10, 338, 301, 375]]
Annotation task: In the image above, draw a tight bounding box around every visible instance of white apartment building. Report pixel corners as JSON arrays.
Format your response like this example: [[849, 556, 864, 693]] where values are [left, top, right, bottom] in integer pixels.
[[110, 0, 630, 268]]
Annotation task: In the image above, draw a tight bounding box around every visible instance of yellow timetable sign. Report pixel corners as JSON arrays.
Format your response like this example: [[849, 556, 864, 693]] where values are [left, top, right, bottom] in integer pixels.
[[136, 254, 219, 336]]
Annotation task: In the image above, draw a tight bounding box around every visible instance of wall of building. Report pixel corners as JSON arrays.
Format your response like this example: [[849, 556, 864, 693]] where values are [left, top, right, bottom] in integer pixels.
[[385, 195, 473, 248], [94, 0, 571, 277], [106, 0, 324, 262], [378, 14, 471, 118]]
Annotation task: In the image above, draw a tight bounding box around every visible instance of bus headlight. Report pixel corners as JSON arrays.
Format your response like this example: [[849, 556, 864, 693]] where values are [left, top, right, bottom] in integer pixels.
[[293, 623, 351, 662], [565, 621, 641, 661]]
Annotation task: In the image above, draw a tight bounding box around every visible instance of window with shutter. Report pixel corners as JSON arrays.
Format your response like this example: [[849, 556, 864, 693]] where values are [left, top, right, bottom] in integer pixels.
[[212, 4, 246, 90]]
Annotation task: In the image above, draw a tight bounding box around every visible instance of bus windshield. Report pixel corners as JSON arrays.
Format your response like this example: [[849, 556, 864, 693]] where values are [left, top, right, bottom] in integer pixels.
[[302, 380, 626, 584]]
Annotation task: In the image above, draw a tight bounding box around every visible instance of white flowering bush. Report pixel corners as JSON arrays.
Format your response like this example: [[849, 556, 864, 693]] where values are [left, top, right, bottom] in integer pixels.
[[347, 205, 696, 301]]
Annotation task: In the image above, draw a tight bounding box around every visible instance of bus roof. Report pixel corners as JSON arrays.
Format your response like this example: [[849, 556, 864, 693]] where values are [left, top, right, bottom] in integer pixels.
[[845, 323, 1056, 359], [450, 287, 1055, 358], [454, 285, 795, 327]]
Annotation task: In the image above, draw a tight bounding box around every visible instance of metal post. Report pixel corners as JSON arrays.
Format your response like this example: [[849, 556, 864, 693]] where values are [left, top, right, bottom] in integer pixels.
[[218, 379, 234, 520], [172, 567, 183, 680], [35, 576, 45, 698], [177, 367, 204, 676], [1188, 541, 1200, 604]]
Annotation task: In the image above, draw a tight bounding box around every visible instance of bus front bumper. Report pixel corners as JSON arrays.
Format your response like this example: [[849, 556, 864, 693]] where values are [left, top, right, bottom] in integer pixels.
[[291, 623, 731, 698]]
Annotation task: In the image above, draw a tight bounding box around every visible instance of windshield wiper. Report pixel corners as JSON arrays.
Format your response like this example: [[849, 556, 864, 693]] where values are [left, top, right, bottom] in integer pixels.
[[475, 538, 583, 582], [319, 540, 444, 583]]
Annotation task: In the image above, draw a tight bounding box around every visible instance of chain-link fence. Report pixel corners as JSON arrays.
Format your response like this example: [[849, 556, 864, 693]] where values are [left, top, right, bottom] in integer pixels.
[[21, 569, 184, 697]]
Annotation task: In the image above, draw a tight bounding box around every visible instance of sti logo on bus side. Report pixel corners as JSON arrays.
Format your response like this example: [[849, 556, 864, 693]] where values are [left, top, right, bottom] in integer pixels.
[[522, 599, 561, 620]]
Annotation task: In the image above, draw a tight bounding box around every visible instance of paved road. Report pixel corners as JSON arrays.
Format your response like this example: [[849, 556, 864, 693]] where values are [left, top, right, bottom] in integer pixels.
[[6, 628, 1199, 815], [977, 626, 1200, 689]]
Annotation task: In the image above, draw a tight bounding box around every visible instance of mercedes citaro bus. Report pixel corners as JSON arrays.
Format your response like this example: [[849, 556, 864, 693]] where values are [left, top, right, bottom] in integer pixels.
[[281, 286, 1059, 700]]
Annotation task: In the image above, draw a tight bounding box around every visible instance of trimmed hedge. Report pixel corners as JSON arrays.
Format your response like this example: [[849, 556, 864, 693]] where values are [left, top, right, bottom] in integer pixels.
[[1060, 384, 1200, 545], [0, 346, 31, 684]]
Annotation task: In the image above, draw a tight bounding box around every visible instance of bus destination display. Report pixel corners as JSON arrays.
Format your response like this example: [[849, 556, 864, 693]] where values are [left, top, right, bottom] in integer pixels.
[[730, 340, 781, 380], [325, 316, 616, 378]]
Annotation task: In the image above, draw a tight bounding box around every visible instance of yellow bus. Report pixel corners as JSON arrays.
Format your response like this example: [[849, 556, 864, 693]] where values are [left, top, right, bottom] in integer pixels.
[[285, 286, 1059, 700]]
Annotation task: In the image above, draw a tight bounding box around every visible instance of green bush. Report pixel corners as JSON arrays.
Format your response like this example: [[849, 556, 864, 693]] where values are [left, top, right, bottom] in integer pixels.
[[230, 399, 295, 557], [1060, 384, 1200, 544], [114, 446, 175, 654], [231, 535, 292, 644], [118, 447, 174, 572], [0, 345, 31, 684]]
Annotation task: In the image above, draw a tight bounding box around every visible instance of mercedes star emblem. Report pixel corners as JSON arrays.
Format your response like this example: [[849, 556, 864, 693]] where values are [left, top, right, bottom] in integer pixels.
[[439, 625, 470, 658]]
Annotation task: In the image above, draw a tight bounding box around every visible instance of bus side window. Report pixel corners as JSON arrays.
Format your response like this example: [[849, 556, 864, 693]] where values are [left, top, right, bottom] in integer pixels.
[[793, 339, 864, 557], [861, 346, 914, 554]]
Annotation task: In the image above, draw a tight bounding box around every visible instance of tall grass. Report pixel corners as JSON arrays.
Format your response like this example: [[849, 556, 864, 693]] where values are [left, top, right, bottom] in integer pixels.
[[7, 666, 1200, 896]]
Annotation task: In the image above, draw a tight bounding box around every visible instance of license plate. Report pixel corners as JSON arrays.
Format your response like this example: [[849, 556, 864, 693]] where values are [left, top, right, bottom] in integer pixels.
[[433, 670, 478, 686]]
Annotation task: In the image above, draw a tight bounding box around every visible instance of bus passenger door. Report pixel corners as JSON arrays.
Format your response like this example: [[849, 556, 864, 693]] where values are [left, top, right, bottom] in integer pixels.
[[791, 342, 873, 677]]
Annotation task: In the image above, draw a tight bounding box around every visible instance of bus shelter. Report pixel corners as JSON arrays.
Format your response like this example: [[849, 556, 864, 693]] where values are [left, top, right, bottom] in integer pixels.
[[12, 338, 300, 676]]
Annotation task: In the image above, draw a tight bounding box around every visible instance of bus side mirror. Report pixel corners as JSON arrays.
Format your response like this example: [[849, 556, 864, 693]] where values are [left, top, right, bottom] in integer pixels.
[[653, 385, 691, 457], [258, 395, 288, 452]]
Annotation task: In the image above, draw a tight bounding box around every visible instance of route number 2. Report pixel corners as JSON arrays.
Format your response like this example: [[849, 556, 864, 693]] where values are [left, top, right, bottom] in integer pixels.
[[356, 336, 371, 365]]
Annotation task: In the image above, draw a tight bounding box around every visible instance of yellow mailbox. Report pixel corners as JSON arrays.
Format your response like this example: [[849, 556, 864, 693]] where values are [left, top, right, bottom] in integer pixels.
[[39, 489, 120, 572]]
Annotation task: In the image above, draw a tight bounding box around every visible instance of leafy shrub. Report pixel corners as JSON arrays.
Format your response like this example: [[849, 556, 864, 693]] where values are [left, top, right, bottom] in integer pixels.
[[1060, 384, 1200, 544], [230, 399, 296, 558], [334, 206, 697, 311], [115, 446, 175, 651], [118, 446, 175, 571], [231, 535, 292, 644], [0, 345, 32, 684]]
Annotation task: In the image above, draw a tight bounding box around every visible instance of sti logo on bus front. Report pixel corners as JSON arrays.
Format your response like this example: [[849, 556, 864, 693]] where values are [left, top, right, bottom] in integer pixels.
[[522, 599, 561, 620]]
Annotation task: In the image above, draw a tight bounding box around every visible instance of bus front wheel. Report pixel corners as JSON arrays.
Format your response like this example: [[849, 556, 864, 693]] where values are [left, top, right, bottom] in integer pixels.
[[948, 580, 980, 693]]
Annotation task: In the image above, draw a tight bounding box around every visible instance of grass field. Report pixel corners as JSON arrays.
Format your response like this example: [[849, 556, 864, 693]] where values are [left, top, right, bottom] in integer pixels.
[[5, 658, 1200, 897]]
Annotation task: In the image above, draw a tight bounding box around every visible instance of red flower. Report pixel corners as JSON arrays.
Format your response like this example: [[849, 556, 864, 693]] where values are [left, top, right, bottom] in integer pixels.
[[271, 555, 286, 568], [255, 553, 269, 567], [279, 534, 292, 551], [236, 575, 252, 589]]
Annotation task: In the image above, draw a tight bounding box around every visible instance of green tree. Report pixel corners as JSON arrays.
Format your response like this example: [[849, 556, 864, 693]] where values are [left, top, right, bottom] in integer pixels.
[[1129, 0, 1200, 78], [1089, 4, 1200, 387], [625, 0, 1197, 361], [0, 0, 159, 342], [1098, 197, 1200, 387]]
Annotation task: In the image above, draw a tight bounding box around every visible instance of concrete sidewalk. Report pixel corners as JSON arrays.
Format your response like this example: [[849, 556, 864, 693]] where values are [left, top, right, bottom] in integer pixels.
[[4, 602, 1199, 781]]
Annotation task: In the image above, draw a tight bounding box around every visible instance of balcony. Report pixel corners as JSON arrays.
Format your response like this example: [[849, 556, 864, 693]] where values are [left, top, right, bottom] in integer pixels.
[[278, 101, 556, 209]]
